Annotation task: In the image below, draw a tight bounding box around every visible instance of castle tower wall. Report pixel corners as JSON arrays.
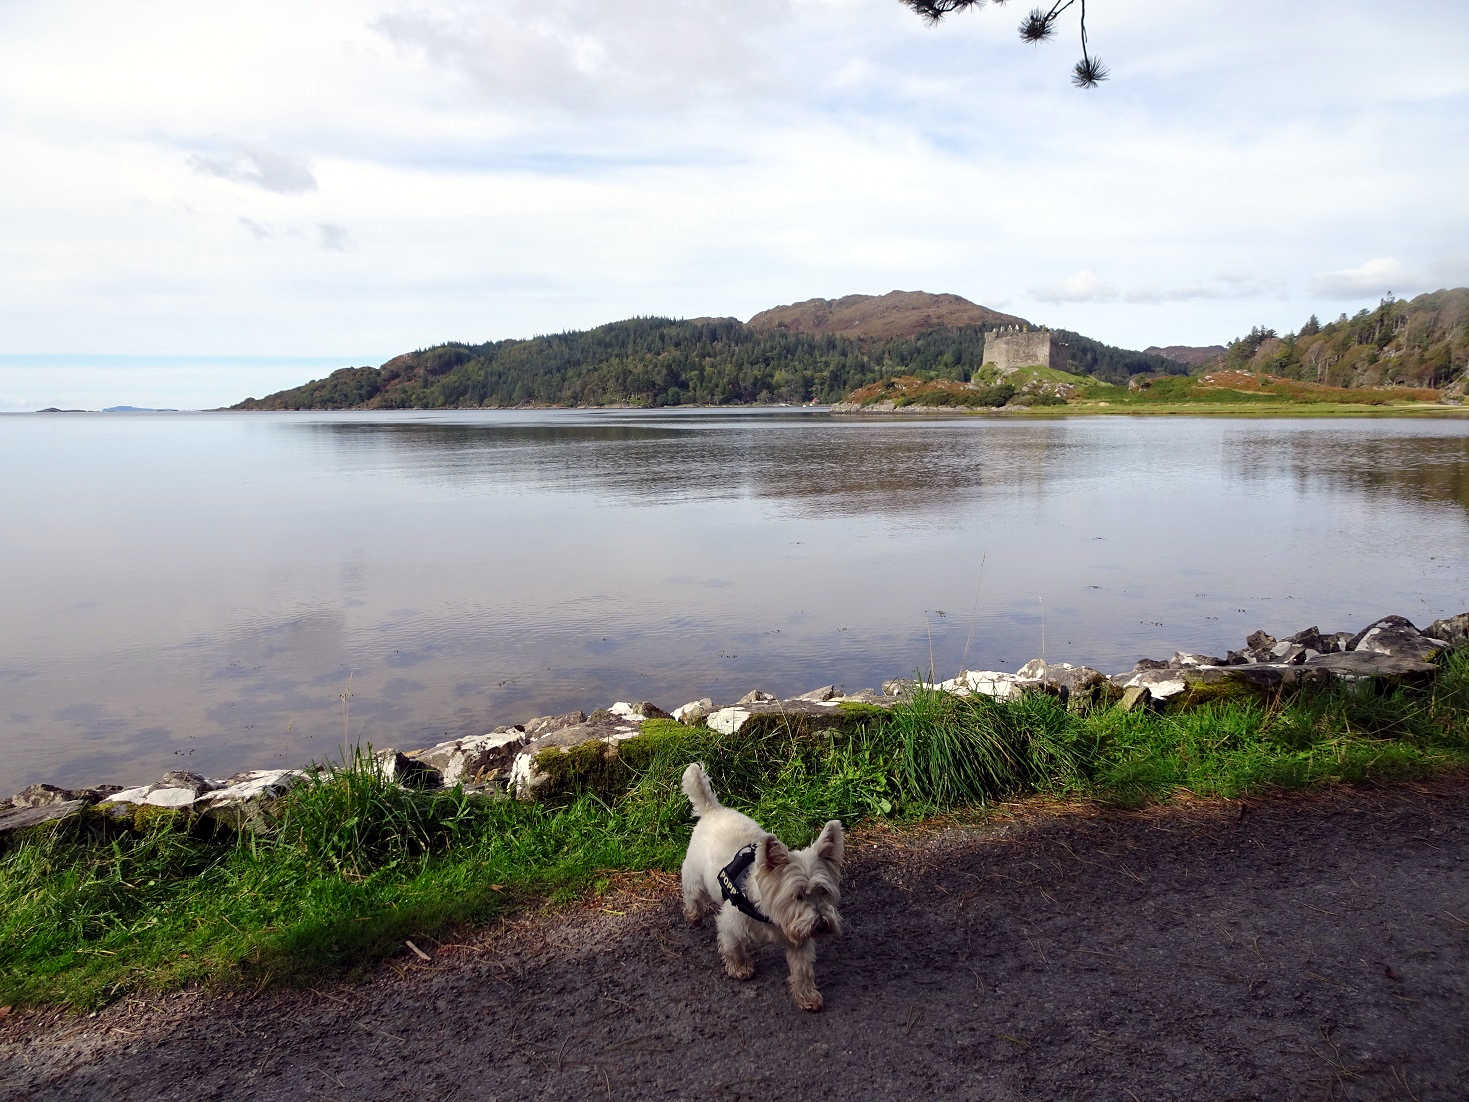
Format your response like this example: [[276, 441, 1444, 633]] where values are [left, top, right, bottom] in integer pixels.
[[982, 328, 1069, 373]]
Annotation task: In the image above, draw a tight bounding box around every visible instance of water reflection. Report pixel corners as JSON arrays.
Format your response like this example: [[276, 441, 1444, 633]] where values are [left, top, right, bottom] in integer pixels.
[[1222, 426, 1469, 511], [297, 413, 1073, 515], [0, 410, 1465, 794]]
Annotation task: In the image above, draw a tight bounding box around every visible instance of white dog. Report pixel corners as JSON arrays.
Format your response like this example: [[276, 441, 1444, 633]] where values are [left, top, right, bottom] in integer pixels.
[[680, 762, 844, 1011]]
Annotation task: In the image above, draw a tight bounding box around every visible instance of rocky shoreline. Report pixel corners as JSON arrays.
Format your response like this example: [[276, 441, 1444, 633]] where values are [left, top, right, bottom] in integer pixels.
[[3, 611, 1466, 844]]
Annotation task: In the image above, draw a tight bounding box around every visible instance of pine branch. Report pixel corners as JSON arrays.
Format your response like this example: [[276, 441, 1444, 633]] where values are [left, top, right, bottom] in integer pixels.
[[902, 0, 1107, 88]]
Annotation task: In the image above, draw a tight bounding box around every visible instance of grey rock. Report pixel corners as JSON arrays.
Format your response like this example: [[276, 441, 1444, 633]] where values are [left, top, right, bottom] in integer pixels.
[[737, 690, 777, 705], [1326, 632, 1355, 653], [1349, 616, 1447, 663], [158, 770, 216, 792], [608, 701, 672, 723], [842, 689, 895, 705], [1271, 643, 1309, 665], [1347, 615, 1418, 649], [1202, 664, 1298, 692], [10, 783, 77, 808], [1170, 652, 1226, 668], [195, 770, 308, 832], [935, 670, 1030, 700], [376, 749, 442, 789], [1114, 668, 1193, 701], [0, 799, 91, 843], [706, 698, 885, 739], [1017, 661, 1115, 709], [1245, 630, 1276, 652], [522, 711, 588, 739], [105, 771, 221, 809], [1301, 651, 1438, 687], [411, 729, 527, 787], [1426, 612, 1469, 648], [1223, 650, 1252, 666], [1117, 685, 1152, 713], [1285, 626, 1331, 653], [673, 698, 715, 725], [882, 679, 920, 699], [78, 784, 123, 803], [794, 685, 843, 702], [509, 716, 644, 799]]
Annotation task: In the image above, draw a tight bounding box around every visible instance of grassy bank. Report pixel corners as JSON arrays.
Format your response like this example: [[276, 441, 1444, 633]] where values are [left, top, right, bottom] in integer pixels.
[[4, 650, 1468, 1010]]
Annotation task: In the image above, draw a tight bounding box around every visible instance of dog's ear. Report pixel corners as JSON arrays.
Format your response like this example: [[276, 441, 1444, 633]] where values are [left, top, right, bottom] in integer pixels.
[[815, 820, 844, 867], [757, 835, 790, 871]]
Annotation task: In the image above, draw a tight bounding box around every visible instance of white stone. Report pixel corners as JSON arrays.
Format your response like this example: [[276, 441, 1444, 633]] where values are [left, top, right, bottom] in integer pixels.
[[673, 698, 714, 723], [143, 786, 201, 808], [197, 769, 306, 805], [104, 786, 153, 806], [707, 707, 752, 735], [1122, 671, 1189, 700]]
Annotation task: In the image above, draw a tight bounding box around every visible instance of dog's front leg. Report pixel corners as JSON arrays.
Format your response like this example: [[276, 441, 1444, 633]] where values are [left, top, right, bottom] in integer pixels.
[[785, 940, 822, 1012], [716, 909, 756, 980]]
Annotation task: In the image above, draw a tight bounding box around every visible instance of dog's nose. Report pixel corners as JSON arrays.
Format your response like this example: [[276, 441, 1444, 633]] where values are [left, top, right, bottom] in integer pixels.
[[813, 917, 829, 935]]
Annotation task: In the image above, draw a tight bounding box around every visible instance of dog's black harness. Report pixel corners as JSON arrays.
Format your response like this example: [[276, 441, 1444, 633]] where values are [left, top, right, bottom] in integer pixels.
[[718, 843, 773, 925]]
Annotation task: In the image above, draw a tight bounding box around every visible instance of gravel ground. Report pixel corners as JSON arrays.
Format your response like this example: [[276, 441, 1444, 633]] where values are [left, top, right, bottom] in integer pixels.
[[3, 778, 1467, 1101]]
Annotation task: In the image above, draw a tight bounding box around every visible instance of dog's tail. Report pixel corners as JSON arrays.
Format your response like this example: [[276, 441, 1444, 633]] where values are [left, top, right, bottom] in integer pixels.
[[681, 762, 722, 817]]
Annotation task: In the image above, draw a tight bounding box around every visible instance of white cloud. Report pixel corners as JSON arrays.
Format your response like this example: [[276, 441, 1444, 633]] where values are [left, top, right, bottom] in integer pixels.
[[317, 223, 352, 252], [1309, 257, 1416, 299], [371, 0, 795, 111], [0, 0, 1465, 403], [1033, 270, 1117, 304], [1123, 276, 1283, 304], [188, 147, 317, 194]]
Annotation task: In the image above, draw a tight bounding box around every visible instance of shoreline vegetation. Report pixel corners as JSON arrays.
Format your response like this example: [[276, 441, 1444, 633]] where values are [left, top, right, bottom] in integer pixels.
[[3, 630, 1467, 1012]]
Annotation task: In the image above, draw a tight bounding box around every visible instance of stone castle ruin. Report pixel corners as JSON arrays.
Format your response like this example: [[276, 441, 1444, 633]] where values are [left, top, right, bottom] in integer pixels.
[[983, 326, 1070, 374]]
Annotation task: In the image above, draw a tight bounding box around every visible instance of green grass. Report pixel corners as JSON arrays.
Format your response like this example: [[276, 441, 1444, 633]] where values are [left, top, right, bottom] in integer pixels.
[[4, 651, 1468, 1009]]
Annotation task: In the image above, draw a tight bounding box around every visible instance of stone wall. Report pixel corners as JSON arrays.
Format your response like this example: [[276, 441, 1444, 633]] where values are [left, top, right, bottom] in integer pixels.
[[983, 327, 1069, 373]]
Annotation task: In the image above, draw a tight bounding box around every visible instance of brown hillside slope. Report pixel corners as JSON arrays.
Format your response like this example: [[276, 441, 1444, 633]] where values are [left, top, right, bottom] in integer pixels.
[[747, 290, 1025, 340]]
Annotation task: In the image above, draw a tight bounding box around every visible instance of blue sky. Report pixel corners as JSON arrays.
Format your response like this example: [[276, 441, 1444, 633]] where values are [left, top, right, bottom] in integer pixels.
[[3, 0, 1467, 409]]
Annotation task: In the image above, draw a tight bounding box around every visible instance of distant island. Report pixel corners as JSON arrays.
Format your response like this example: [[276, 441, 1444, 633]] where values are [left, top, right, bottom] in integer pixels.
[[231, 288, 1469, 413], [32, 405, 179, 414]]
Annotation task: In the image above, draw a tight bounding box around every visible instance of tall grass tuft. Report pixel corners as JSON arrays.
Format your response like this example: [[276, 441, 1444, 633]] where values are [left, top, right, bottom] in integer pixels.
[[274, 748, 486, 876], [885, 686, 1083, 807]]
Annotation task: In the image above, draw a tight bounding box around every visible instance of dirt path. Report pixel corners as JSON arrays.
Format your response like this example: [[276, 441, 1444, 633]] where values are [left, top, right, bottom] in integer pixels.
[[4, 780, 1467, 1101]]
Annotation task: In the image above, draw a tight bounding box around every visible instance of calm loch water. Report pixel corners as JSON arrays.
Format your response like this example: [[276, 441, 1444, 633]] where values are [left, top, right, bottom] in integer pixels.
[[2, 409, 1466, 794]]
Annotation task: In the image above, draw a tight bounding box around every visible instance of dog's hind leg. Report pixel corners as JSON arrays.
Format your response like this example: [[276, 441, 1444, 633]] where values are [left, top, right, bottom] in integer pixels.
[[681, 852, 716, 922], [716, 908, 756, 980], [785, 941, 822, 1012]]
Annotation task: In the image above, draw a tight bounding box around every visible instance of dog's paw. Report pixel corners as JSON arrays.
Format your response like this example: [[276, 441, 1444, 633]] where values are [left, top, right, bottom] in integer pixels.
[[723, 959, 755, 981], [683, 905, 702, 924], [792, 987, 824, 1013]]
